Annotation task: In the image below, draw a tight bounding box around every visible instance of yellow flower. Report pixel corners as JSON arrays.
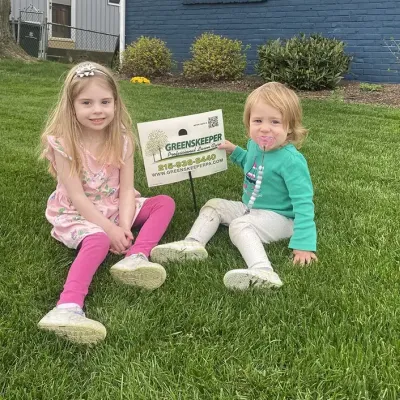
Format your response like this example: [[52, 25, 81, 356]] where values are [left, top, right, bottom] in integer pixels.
[[130, 76, 151, 84]]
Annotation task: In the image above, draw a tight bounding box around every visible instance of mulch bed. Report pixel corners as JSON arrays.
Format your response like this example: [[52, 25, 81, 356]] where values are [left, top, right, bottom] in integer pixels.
[[150, 75, 400, 108]]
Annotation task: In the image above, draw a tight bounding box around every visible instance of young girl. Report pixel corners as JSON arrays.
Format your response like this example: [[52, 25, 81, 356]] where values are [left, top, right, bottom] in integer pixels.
[[38, 62, 175, 344], [150, 82, 317, 290]]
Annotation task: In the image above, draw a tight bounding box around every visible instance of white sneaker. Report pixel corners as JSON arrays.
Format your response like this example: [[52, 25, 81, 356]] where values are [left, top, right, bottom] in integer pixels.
[[110, 253, 166, 290], [38, 306, 106, 344], [223, 268, 283, 290], [150, 240, 208, 264]]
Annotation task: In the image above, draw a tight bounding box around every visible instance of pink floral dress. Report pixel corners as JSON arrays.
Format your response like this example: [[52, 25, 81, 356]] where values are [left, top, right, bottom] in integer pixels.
[[45, 135, 146, 249]]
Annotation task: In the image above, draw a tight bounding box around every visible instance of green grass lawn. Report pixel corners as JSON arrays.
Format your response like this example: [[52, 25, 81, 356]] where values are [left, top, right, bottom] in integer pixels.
[[1, 60, 399, 399]]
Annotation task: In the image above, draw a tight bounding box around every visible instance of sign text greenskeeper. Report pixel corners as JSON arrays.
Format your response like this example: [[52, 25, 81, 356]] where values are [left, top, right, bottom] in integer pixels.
[[165, 134, 222, 151]]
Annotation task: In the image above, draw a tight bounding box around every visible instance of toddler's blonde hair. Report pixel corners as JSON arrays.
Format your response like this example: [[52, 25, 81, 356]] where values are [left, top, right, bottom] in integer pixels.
[[40, 61, 133, 177], [243, 82, 308, 148]]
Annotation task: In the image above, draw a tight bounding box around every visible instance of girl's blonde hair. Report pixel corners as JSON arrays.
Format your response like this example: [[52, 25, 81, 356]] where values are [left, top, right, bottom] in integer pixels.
[[243, 82, 308, 148], [40, 61, 133, 177]]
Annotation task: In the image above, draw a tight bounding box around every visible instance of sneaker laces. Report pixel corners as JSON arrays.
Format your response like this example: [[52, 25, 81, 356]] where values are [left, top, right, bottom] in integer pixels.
[[63, 305, 85, 317], [129, 253, 148, 261]]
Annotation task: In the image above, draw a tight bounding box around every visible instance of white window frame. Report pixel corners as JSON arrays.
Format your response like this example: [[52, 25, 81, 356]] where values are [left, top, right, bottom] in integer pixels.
[[108, 0, 120, 6]]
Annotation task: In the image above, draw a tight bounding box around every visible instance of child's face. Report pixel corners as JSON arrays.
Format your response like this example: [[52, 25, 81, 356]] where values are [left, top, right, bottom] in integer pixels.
[[73, 79, 115, 136], [249, 100, 288, 151]]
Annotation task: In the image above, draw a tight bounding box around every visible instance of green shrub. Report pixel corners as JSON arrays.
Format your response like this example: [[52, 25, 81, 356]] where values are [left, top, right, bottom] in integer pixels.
[[256, 34, 352, 91], [183, 32, 249, 81], [121, 36, 173, 78]]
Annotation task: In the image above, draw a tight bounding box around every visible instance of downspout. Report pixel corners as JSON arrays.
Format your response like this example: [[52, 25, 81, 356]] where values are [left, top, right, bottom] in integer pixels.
[[71, 0, 76, 29], [119, 0, 126, 65]]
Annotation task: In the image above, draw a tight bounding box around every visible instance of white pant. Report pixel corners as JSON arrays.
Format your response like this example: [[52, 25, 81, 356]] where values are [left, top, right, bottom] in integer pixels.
[[186, 198, 293, 269]]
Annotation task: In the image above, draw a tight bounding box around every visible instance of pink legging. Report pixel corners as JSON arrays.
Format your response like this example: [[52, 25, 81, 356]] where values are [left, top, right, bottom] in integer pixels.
[[57, 195, 175, 307]]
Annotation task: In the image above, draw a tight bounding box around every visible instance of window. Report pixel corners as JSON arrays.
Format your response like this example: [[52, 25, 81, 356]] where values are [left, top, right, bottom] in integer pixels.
[[52, 3, 71, 38], [183, 0, 265, 3], [108, 0, 120, 5]]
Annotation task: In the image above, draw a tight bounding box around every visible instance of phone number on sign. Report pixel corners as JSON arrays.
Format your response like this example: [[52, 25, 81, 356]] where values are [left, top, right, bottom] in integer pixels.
[[158, 154, 217, 171]]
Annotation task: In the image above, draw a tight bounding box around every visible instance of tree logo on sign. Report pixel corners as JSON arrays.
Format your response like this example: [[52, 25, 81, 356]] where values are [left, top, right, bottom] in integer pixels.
[[145, 129, 169, 162]]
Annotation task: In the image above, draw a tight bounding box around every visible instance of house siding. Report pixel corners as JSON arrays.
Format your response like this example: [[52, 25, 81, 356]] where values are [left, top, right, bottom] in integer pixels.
[[75, 0, 119, 51], [10, 0, 47, 20], [76, 0, 119, 36], [11, 0, 119, 35], [11, 0, 119, 52], [125, 0, 400, 83]]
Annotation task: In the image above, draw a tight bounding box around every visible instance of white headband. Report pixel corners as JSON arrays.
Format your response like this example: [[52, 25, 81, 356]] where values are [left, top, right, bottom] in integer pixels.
[[75, 63, 106, 78]]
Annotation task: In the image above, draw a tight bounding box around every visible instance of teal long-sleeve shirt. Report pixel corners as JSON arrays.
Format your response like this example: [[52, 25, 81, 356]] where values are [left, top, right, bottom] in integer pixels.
[[230, 140, 317, 251]]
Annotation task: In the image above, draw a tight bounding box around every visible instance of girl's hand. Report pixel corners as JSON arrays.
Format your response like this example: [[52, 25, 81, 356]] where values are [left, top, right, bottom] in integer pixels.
[[107, 225, 133, 255], [218, 140, 237, 155], [110, 229, 134, 255], [292, 250, 318, 266]]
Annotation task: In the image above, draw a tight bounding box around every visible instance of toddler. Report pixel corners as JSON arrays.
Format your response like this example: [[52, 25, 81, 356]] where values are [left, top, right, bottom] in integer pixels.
[[151, 82, 316, 290]]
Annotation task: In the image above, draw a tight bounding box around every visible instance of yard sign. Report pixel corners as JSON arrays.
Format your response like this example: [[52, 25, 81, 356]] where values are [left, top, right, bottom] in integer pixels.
[[138, 110, 227, 188]]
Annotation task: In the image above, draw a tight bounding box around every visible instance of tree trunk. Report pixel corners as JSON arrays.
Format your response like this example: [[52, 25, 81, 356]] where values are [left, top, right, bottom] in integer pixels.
[[0, 0, 32, 60]]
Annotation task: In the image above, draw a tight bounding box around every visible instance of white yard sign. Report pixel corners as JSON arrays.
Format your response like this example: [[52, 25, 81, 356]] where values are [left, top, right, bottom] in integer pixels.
[[137, 110, 227, 187]]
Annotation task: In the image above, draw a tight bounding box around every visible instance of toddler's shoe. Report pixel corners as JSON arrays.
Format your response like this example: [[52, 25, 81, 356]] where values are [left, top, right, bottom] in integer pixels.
[[150, 239, 208, 264], [110, 253, 166, 289], [223, 268, 283, 290], [37, 306, 106, 344]]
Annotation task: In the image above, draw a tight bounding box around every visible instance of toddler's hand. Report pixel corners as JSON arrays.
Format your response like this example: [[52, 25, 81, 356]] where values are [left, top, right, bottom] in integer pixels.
[[292, 250, 318, 266], [218, 140, 237, 154], [107, 225, 133, 255]]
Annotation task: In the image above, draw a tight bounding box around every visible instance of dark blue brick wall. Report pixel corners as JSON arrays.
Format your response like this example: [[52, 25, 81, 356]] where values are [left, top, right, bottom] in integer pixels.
[[126, 0, 400, 83]]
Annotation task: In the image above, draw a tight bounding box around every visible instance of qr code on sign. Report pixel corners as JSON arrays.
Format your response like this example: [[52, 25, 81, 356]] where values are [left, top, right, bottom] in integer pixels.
[[208, 116, 219, 129]]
